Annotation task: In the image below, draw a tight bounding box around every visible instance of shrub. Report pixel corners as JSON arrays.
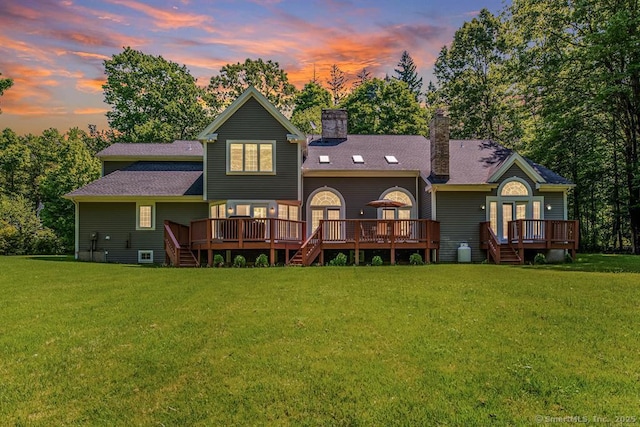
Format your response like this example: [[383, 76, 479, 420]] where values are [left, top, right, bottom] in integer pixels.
[[565, 252, 574, 263], [534, 253, 547, 265], [213, 254, 224, 267], [371, 255, 383, 266], [233, 255, 246, 268], [409, 253, 424, 265], [255, 253, 269, 267], [329, 252, 347, 266]]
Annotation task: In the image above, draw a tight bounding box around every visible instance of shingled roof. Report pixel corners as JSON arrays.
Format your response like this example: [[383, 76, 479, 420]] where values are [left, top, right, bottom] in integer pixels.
[[97, 140, 203, 159], [303, 135, 430, 173], [66, 162, 203, 198], [303, 135, 571, 185]]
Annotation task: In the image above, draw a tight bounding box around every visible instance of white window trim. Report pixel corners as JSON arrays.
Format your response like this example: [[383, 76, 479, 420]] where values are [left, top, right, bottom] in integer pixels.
[[226, 140, 276, 175], [136, 202, 156, 231], [379, 187, 417, 219], [138, 250, 154, 264], [486, 177, 545, 241]]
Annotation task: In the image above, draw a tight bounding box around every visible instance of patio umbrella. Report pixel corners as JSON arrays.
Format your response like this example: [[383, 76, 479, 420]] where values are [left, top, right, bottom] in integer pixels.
[[366, 199, 406, 208]]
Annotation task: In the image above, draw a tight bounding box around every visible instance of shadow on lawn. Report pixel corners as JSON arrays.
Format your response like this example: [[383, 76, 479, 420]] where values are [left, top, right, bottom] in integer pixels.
[[27, 255, 76, 263], [521, 254, 640, 274]]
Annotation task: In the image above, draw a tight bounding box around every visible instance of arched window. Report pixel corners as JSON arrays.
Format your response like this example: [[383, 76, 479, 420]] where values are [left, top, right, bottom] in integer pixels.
[[501, 181, 529, 196], [310, 191, 341, 206], [384, 191, 412, 206], [379, 188, 416, 220]]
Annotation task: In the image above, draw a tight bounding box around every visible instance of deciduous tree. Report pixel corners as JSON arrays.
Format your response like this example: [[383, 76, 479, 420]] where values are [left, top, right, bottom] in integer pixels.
[[207, 58, 297, 114], [340, 78, 427, 135], [103, 47, 211, 142]]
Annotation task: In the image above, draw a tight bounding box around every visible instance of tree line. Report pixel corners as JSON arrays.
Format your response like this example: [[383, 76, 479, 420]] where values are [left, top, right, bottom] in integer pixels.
[[1, 0, 638, 254]]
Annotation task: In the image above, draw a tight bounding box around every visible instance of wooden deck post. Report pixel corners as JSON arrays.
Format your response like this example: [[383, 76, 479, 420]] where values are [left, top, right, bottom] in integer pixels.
[[207, 249, 213, 267], [354, 220, 360, 265]]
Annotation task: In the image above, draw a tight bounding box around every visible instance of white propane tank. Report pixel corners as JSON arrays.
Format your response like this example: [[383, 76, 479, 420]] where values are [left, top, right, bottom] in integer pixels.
[[457, 242, 471, 263]]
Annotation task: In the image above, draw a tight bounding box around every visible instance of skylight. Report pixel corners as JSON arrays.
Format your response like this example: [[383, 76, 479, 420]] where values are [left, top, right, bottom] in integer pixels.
[[352, 155, 364, 163], [385, 155, 398, 164], [319, 155, 330, 164]]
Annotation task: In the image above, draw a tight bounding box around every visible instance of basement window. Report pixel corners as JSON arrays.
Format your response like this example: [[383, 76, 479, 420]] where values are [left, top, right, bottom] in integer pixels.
[[319, 155, 330, 164], [352, 155, 364, 164], [385, 155, 398, 164], [138, 250, 153, 264]]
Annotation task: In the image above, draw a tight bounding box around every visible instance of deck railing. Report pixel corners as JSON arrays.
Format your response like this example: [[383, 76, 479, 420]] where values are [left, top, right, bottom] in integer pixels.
[[480, 221, 501, 263], [509, 219, 579, 249], [317, 219, 440, 246], [190, 217, 305, 247], [164, 220, 190, 266]]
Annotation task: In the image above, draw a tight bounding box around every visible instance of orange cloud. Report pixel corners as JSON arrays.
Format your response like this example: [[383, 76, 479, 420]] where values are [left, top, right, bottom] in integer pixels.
[[108, 0, 214, 30], [73, 107, 109, 115], [76, 77, 106, 94]]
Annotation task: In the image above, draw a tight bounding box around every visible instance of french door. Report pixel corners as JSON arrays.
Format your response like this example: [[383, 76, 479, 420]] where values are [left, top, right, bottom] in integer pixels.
[[311, 207, 342, 240]]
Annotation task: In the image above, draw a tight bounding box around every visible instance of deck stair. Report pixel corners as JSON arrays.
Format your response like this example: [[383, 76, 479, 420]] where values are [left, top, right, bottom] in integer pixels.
[[499, 245, 522, 264], [178, 248, 199, 267], [287, 251, 304, 266]]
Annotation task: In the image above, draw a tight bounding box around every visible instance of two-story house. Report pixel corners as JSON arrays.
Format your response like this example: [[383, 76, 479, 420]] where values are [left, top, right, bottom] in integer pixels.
[[66, 87, 578, 266]]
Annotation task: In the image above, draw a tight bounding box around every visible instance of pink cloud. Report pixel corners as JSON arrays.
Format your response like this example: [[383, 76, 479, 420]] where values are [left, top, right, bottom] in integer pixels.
[[107, 0, 214, 30]]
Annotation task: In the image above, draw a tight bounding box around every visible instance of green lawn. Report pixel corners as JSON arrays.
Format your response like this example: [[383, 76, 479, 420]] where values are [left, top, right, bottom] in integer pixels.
[[1, 255, 638, 425]]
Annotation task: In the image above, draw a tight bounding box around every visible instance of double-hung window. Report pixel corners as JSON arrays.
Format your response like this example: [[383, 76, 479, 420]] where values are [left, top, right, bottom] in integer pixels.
[[228, 140, 275, 174], [136, 202, 155, 230]]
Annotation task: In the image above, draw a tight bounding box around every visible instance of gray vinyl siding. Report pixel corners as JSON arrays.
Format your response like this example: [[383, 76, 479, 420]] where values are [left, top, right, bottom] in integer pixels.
[[206, 98, 300, 201], [436, 191, 488, 262], [420, 178, 432, 219], [496, 164, 537, 189], [78, 202, 207, 264], [103, 161, 135, 176], [303, 177, 418, 219], [540, 192, 565, 220]]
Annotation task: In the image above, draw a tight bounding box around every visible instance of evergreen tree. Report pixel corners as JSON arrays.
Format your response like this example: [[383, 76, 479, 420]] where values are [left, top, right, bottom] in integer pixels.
[[352, 67, 372, 89], [327, 64, 347, 105], [393, 51, 423, 101]]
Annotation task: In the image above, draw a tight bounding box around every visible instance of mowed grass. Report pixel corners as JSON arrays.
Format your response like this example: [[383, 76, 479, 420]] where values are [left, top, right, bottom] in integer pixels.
[[0, 256, 638, 425]]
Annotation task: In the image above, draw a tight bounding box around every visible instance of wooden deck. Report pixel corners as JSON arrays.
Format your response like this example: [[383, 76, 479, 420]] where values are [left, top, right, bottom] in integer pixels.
[[480, 220, 579, 264], [164, 218, 440, 266]]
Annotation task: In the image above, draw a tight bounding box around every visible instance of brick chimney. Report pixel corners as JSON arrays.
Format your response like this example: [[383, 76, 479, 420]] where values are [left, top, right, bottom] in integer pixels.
[[430, 109, 450, 180], [321, 109, 348, 140]]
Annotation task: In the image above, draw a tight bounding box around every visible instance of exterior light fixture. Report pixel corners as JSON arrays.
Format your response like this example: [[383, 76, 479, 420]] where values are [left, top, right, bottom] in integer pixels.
[[546, 204, 552, 211], [480, 204, 486, 210]]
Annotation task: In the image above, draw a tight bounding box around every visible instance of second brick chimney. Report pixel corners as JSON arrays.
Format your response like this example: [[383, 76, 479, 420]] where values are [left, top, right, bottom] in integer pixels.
[[321, 109, 348, 140], [430, 109, 450, 180]]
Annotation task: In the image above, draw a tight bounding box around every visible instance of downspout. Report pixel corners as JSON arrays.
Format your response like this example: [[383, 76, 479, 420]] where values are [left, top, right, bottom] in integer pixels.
[[415, 175, 419, 218], [74, 200, 79, 259]]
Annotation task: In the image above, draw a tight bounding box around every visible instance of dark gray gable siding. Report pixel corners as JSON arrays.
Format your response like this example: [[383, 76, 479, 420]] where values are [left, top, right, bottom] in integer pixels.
[[303, 177, 418, 219], [103, 161, 135, 176], [436, 191, 488, 262], [78, 202, 207, 264], [494, 164, 537, 191], [206, 98, 299, 201]]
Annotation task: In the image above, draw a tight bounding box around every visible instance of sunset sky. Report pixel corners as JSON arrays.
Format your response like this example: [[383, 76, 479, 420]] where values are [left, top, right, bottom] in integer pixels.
[[0, 0, 507, 135]]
